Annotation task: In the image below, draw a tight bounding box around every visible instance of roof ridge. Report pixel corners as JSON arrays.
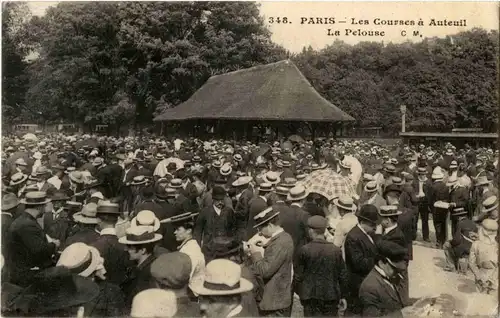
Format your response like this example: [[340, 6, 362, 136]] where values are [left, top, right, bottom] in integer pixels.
[[207, 59, 292, 81]]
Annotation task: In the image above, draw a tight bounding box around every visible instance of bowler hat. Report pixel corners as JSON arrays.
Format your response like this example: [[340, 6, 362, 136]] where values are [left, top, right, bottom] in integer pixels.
[[253, 207, 280, 228], [378, 205, 402, 217], [383, 184, 402, 199], [355, 204, 379, 224], [20, 191, 51, 206], [377, 239, 407, 271], [2, 193, 19, 211], [307, 215, 327, 230], [212, 186, 227, 201], [364, 181, 378, 193]]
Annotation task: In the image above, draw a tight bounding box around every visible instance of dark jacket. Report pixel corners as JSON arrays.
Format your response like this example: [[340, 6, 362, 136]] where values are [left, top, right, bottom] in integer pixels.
[[246, 196, 267, 240], [155, 199, 181, 252], [122, 254, 157, 308], [429, 181, 449, 212], [83, 281, 126, 317], [275, 202, 310, 263], [449, 186, 469, 210], [293, 238, 348, 301], [359, 267, 404, 318], [450, 217, 477, 257], [7, 212, 56, 285], [134, 199, 167, 220], [91, 233, 132, 286], [250, 231, 294, 311], [344, 225, 378, 307], [63, 225, 100, 249]]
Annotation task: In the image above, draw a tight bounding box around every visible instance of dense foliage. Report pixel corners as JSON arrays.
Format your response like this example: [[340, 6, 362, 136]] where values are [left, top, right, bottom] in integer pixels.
[[2, 2, 498, 133]]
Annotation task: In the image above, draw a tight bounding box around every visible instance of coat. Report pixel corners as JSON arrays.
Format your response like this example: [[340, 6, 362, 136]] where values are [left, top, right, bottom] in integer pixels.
[[97, 164, 125, 199], [91, 232, 132, 286], [7, 212, 57, 285], [293, 238, 348, 301], [429, 181, 449, 213], [397, 209, 416, 260], [246, 196, 268, 240], [274, 202, 310, 262], [344, 225, 378, 306], [450, 218, 477, 257], [359, 267, 404, 318], [83, 281, 126, 317], [449, 186, 469, 210], [155, 199, 181, 252], [250, 230, 294, 311], [62, 225, 100, 249], [122, 255, 157, 308], [134, 199, 167, 220]]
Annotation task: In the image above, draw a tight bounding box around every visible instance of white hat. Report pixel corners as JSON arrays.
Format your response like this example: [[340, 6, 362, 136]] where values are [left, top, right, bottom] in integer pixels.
[[90, 192, 104, 200], [119, 226, 162, 245], [263, 171, 281, 185], [131, 210, 161, 232], [431, 166, 444, 180], [190, 259, 253, 296], [57, 243, 105, 278], [232, 176, 253, 187], [131, 289, 177, 318], [33, 151, 43, 160]]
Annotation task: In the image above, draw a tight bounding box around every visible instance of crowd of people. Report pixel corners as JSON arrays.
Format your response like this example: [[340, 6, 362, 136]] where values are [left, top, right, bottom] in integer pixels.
[[0, 133, 498, 317]]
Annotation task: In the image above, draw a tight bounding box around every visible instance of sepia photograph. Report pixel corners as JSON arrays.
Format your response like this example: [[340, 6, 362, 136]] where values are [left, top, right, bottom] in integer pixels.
[[1, 1, 498, 317]]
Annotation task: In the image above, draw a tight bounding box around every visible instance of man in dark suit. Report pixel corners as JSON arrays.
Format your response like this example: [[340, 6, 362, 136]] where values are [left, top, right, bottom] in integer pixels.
[[344, 204, 379, 315], [359, 239, 407, 318], [1, 193, 19, 280], [246, 183, 271, 240], [232, 176, 255, 240], [281, 185, 310, 264], [154, 186, 180, 252], [92, 201, 132, 286], [7, 192, 60, 286], [247, 206, 294, 317], [429, 167, 449, 248], [414, 167, 432, 242], [293, 216, 348, 317], [447, 175, 470, 235], [119, 226, 162, 309]]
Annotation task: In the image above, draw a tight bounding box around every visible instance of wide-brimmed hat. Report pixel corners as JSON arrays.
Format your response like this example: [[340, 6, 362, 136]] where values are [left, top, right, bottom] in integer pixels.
[[391, 177, 403, 186], [9, 267, 99, 315], [253, 206, 280, 228], [20, 191, 51, 205], [378, 205, 402, 217], [57, 243, 103, 278], [481, 219, 498, 232], [51, 190, 70, 202], [212, 186, 227, 201], [377, 239, 407, 271], [417, 167, 427, 175], [212, 160, 222, 169], [449, 160, 458, 169], [65, 166, 76, 174], [287, 185, 308, 201], [363, 173, 375, 181], [275, 186, 289, 196], [219, 164, 232, 176], [190, 259, 253, 296], [263, 171, 281, 185], [73, 204, 99, 224], [14, 158, 28, 166], [233, 154, 243, 162], [119, 225, 163, 245], [92, 157, 104, 166], [10, 172, 28, 186], [95, 201, 120, 215], [355, 204, 379, 224], [131, 210, 161, 232], [384, 164, 396, 173], [160, 212, 198, 225], [131, 175, 148, 186], [257, 182, 273, 192], [451, 207, 468, 216], [169, 178, 183, 189], [383, 184, 402, 199], [281, 178, 297, 188], [150, 252, 192, 289], [481, 196, 498, 213], [431, 167, 444, 180], [64, 201, 83, 212], [476, 175, 491, 186], [281, 160, 291, 168], [232, 176, 252, 187], [364, 181, 378, 193], [2, 193, 19, 211], [333, 195, 354, 211], [69, 171, 85, 184]]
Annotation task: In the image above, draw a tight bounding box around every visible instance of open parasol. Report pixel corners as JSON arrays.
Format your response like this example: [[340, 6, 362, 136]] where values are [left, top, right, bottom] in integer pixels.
[[22, 133, 38, 142], [301, 169, 357, 201]]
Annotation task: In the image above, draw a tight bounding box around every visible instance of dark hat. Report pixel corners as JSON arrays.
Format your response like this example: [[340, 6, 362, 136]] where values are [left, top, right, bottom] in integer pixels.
[[376, 239, 408, 271], [253, 207, 279, 228], [51, 190, 70, 202], [378, 205, 402, 217], [355, 204, 379, 224], [212, 186, 226, 201], [150, 252, 192, 289], [160, 212, 198, 225], [212, 236, 243, 258], [257, 182, 273, 192], [9, 267, 99, 315], [383, 184, 402, 199], [384, 164, 396, 173], [64, 201, 83, 211], [417, 167, 427, 175], [307, 215, 327, 230], [451, 207, 467, 216], [84, 180, 102, 190]]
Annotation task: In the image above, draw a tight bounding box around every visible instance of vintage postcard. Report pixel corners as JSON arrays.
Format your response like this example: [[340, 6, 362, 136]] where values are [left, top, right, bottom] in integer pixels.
[[1, 1, 498, 317]]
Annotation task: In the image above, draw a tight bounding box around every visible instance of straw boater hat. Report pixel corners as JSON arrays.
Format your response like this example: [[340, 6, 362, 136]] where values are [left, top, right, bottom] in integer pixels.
[[233, 154, 243, 162], [220, 164, 232, 176], [475, 175, 491, 187], [363, 173, 374, 182], [118, 225, 163, 245], [275, 186, 289, 197], [69, 171, 85, 184], [190, 259, 253, 296], [364, 181, 378, 193], [232, 176, 252, 188], [65, 166, 76, 174], [96, 201, 120, 215], [281, 160, 291, 168], [431, 167, 444, 180], [287, 185, 308, 201], [384, 164, 396, 173], [445, 149, 454, 156], [212, 160, 222, 169], [257, 182, 273, 192], [446, 175, 458, 187], [131, 210, 161, 232], [169, 178, 183, 189], [57, 243, 104, 278], [131, 289, 178, 318], [451, 207, 468, 217], [10, 172, 28, 186], [253, 206, 280, 228], [92, 157, 104, 167], [449, 160, 458, 169], [14, 158, 28, 166], [20, 191, 51, 206], [378, 205, 402, 217], [281, 177, 297, 188], [263, 171, 281, 185], [73, 204, 99, 224], [333, 195, 354, 211], [391, 177, 403, 186], [481, 196, 498, 213], [417, 167, 427, 175], [131, 175, 148, 186]]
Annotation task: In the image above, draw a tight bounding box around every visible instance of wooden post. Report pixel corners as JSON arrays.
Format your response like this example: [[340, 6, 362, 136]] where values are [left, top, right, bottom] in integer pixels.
[[400, 105, 406, 133]]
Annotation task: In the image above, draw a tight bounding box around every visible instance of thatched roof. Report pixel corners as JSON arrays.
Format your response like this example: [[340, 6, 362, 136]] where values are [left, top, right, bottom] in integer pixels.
[[154, 60, 355, 122]]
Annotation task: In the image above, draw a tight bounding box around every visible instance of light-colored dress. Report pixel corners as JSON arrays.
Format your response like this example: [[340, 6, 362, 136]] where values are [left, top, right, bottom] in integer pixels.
[[468, 231, 498, 291]]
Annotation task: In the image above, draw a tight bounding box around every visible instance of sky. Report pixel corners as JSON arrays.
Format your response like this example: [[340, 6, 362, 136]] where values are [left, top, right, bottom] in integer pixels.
[[27, 1, 499, 52]]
